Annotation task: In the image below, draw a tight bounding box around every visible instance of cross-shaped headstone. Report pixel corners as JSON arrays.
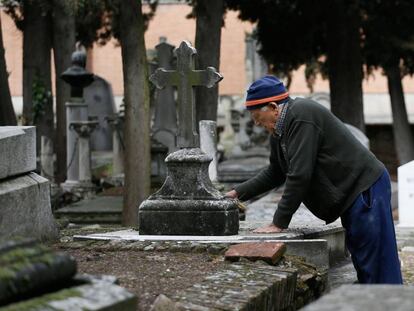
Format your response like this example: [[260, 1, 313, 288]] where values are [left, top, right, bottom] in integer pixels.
[[149, 40, 223, 148]]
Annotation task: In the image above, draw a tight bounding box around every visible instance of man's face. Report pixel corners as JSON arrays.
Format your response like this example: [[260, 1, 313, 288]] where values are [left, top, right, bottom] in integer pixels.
[[249, 102, 279, 134]]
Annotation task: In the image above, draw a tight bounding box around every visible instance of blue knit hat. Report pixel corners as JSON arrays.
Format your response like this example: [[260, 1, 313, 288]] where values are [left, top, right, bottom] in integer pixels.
[[245, 76, 289, 110]]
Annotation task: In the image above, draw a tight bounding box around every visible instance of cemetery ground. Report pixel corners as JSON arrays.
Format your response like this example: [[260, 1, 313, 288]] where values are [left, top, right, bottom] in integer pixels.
[[52, 228, 226, 310], [46, 195, 414, 311], [51, 223, 325, 311]]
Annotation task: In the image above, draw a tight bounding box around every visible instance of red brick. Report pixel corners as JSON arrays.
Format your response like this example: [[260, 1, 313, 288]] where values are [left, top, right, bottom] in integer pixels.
[[224, 242, 286, 265]]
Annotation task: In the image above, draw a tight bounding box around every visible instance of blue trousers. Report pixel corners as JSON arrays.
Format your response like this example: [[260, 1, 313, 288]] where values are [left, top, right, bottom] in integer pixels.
[[341, 169, 403, 284]]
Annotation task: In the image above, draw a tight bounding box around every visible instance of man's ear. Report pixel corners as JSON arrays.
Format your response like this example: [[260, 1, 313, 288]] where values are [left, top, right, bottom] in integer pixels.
[[268, 102, 278, 110], [268, 102, 278, 114]]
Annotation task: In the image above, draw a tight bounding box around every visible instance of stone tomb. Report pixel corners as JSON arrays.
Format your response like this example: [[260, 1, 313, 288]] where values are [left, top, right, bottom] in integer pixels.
[[0, 239, 136, 310], [0, 126, 36, 179], [0, 126, 58, 241], [138, 41, 239, 235]]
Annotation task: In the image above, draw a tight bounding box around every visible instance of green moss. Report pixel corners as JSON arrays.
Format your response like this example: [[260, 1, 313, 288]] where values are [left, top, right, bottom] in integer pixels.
[[0, 245, 49, 265], [0, 251, 63, 284], [1, 288, 82, 311], [0, 267, 16, 281]]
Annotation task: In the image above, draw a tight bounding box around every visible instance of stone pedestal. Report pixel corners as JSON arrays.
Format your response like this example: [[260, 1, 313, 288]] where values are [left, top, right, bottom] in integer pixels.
[[61, 99, 88, 192], [69, 120, 99, 198], [106, 114, 124, 176], [139, 148, 239, 235]]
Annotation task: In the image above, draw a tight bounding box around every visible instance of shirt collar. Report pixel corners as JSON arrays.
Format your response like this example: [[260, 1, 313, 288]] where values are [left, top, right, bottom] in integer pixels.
[[274, 99, 290, 137]]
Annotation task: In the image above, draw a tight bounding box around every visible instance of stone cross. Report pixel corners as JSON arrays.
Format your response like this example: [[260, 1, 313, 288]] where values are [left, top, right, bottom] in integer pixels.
[[150, 40, 223, 149]]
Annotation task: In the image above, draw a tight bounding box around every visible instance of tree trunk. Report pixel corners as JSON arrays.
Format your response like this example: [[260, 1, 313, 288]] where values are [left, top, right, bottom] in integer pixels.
[[52, 0, 76, 183], [0, 14, 17, 125], [326, 0, 365, 132], [119, 0, 151, 226], [194, 0, 223, 125], [22, 0, 53, 147], [385, 61, 414, 165]]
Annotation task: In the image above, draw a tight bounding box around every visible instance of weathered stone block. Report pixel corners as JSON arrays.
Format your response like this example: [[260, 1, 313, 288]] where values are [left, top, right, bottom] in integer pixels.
[[301, 284, 414, 311], [1, 282, 137, 311], [139, 148, 239, 235], [0, 126, 36, 180], [0, 173, 58, 241], [139, 199, 239, 235], [225, 242, 286, 264], [173, 262, 297, 311]]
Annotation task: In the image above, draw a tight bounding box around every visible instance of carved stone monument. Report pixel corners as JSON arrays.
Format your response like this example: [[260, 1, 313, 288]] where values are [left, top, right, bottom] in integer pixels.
[[70, 120, 99, 198], [218, 108, 270, 184], [152, 38, 177, 154], [84, 76, 117, 151], [138, 41, 239, 235], [60, 47, 94, 192]]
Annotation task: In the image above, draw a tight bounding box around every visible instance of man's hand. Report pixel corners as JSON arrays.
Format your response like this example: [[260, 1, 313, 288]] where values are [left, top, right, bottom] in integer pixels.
[[225, 189, 238, 199], [252, 223, 283, 233]]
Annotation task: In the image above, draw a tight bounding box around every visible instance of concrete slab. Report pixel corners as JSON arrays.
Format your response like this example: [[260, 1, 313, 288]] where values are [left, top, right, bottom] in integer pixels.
[[74, 230, 330, 269], [328, 258, 357, 289], [245, 190, 346, 265], [301, 284, 414, 311], [0, 126, 36, 180], [68, 190, 345, 267], [54, 195, 122, 224], [0, 172, 58, 241]]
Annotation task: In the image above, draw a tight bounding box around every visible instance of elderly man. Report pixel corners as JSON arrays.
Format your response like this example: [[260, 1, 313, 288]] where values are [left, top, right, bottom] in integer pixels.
[[226, 76, 402, 284]]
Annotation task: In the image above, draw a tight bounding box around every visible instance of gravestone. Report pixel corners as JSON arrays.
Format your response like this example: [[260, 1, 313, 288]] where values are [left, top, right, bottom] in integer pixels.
[[199, 120, 218, 182], [245, 33, 268, 86], [40, 135, 54, 180], [84, 76, 117, 151], [106, 112, 125, 176], [0, 126, 58, 241], [139, 41, 239, 235], [218, 108, 270, 183], [398, 160, 414, 227], [152, 38, 177, 153]]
